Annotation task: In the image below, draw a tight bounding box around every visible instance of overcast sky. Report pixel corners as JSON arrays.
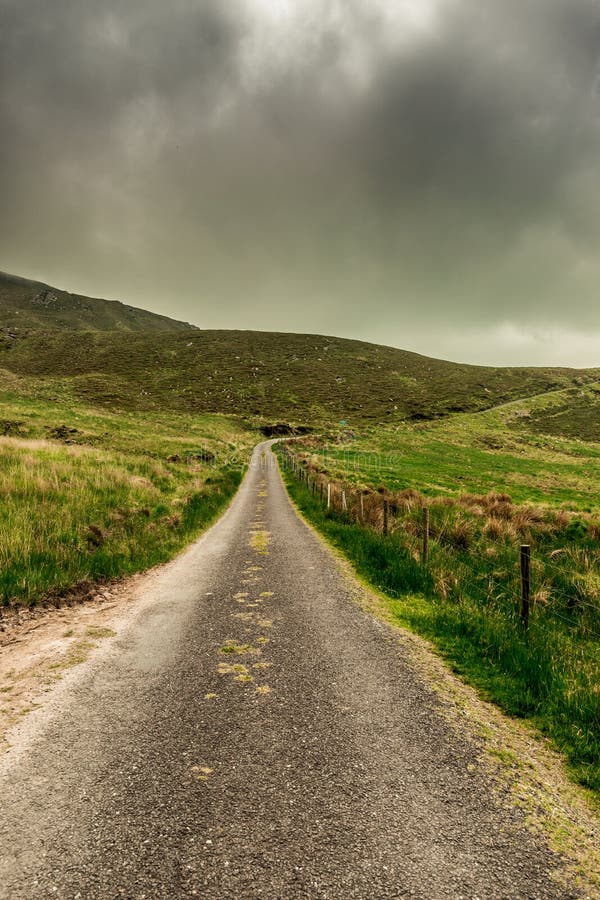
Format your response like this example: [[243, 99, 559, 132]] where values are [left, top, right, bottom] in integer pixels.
[[2, 0, 600, 366]]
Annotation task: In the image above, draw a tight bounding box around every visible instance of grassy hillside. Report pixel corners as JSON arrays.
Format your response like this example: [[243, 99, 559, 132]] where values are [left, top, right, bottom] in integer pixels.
[[0, 389, 255, 606], [518, 385, 600, 442], [303, 385, 600, 509], [1, 270, 596, 424], [0, 327, 595, 424], [0, 271, 197, 333]]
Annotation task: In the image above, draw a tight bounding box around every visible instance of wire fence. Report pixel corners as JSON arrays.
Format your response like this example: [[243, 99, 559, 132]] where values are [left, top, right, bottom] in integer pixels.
[[280, 446, 600, 640]]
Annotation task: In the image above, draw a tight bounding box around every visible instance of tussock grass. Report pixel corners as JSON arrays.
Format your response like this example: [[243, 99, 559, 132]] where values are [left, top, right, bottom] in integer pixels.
[[0, 394, 254, 607]]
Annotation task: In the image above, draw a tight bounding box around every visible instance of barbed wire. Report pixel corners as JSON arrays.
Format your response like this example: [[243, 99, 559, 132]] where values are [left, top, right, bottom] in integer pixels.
[[529, 586, 600, 617], [284, 450, 600, 624]]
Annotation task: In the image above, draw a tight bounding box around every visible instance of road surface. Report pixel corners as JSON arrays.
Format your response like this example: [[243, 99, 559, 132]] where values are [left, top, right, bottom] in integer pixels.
[[0, 442, 577, 898]]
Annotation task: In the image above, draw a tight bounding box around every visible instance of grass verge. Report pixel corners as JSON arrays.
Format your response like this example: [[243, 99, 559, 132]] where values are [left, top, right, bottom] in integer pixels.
[[0, 393, 254, 607], [279, 456, 600, 799]]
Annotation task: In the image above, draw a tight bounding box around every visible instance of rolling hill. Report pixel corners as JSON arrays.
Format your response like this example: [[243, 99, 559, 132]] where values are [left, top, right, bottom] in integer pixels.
[[0, 271, 196, 333], [1, 327, 596, 425], [0, 271, 597, 425]]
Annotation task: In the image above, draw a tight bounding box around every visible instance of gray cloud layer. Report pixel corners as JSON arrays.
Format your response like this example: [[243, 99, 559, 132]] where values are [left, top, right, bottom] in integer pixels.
[[2, 0, 600, 365]]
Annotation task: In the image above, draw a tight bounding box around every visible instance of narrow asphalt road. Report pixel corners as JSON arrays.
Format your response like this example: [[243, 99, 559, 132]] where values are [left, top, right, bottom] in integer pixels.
[[0, 442, 578, 899]]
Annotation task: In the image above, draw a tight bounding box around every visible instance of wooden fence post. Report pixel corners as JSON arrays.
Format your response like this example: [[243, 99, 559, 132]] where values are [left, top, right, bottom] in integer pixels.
[[520, 544, 531, 630], [342, 490, 347, 512], [422, 507, 430, 566], [383, 499, 389, 536], [327, 483, 331, 510], [359, 493, 364, 523]]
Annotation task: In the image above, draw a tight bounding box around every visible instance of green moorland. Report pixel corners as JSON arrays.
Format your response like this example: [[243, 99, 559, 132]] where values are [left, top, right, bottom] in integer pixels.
[[0, 326, 595, 423], [0, 270, 597, 425], [0, 387, 254, 607], [280, 387, 600, 795]]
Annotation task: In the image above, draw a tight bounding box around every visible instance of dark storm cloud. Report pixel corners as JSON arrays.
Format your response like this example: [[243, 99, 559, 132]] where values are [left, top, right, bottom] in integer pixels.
[[2, 0, 600, 364]]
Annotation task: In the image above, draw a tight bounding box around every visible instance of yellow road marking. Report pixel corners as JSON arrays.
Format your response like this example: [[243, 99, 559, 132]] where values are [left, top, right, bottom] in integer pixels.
[[249, 530, 271, 555]]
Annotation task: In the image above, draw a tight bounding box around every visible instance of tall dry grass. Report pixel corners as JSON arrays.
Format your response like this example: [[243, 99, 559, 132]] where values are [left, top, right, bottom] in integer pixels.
[[0, 437, 242, 606]]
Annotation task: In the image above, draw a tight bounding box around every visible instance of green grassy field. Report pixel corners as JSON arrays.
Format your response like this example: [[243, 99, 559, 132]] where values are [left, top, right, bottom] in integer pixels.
[[311, 385, 600, 510], [0, 390, 255, 607], [279, 390, 600, 796]]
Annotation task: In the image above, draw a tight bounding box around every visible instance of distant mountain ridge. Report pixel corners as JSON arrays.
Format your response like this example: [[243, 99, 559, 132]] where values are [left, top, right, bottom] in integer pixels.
[[0, 271, 197, 333]]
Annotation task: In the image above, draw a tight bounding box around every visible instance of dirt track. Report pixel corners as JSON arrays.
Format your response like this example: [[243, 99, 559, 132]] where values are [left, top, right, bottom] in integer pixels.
[[0, 442, 585, 898]]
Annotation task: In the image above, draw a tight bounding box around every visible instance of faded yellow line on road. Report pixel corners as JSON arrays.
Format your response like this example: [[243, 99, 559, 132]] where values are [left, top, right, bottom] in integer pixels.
[[209, 491, 277, 700], [249, 530, 271, 555]]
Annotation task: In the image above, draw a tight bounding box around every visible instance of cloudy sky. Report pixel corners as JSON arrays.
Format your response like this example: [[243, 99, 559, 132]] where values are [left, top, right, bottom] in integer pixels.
[[1, 0, 600, 366]]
